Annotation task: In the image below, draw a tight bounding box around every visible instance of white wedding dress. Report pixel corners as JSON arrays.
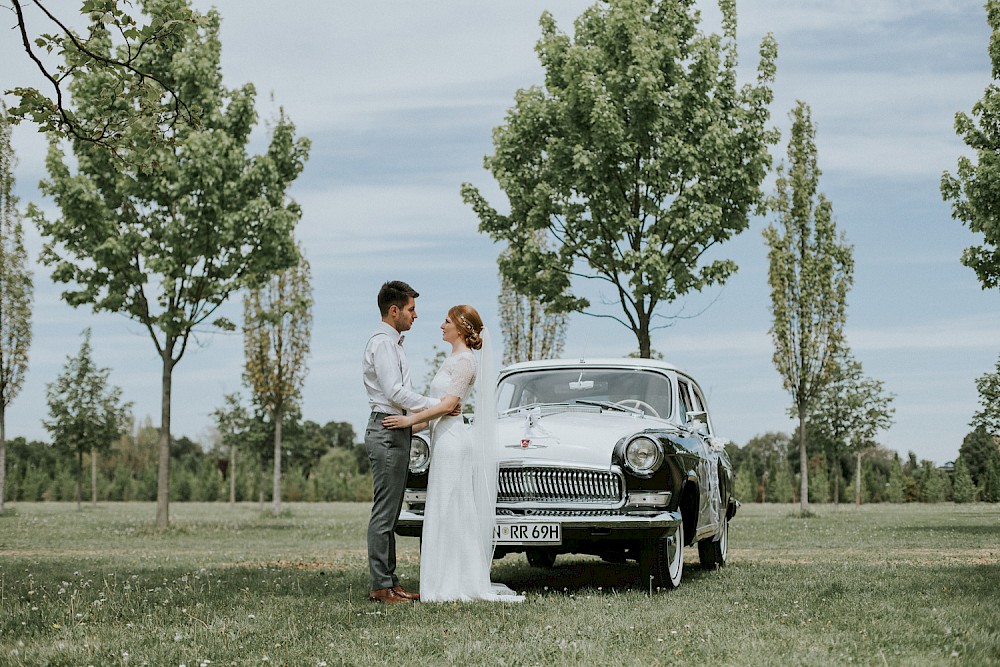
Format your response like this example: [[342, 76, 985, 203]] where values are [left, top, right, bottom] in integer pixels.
[[419, 350, 524, 603]]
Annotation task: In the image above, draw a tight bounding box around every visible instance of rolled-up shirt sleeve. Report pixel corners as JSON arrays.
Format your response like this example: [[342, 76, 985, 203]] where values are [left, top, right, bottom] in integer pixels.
[[369, 336, 437, 413]]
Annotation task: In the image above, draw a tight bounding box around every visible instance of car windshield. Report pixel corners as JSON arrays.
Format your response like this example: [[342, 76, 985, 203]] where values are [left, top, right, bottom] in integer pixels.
[[497, 368, 673, 419]]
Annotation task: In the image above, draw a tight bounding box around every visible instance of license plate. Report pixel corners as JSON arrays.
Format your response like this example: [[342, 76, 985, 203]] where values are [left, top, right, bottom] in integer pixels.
[[494, 522, 561, 545]]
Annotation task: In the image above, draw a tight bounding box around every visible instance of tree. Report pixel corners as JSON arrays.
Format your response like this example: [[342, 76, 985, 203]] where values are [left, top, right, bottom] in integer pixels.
[[498, 236, 568, 365], [919, 461, 949, 503], [461, 0, 778, 358], [243, 247, 312, 515], [952, 456, 977, 503], [983, 456, 1000, 503], [29, 2, 310, 528], [0, 103, 34, 513], [212, 392, 252, 506], [941, 1, 1000, 290], [959, 426, 1000, 486], [971, 354, 1000, 436], [7, 0, 200, 162], [764, 101, 854, 514], [808, 351, 894, 505], [44, 329, 131, 509]]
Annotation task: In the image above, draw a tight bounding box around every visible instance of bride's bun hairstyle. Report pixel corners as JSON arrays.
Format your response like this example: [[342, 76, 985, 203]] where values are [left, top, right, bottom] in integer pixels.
[[449, 305, 484, 350]]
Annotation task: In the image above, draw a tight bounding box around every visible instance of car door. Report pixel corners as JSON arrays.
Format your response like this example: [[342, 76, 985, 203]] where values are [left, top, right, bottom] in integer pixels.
[[679, 377, 723, 538]]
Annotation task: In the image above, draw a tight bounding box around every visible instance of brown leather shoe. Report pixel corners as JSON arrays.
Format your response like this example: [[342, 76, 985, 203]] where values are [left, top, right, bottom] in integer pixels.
[[392, 585, 420, 601], [369, 587, 409, 603]]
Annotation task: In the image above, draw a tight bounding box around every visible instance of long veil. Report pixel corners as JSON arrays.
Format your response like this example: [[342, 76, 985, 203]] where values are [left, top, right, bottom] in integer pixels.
[[471, 327, 499, 571], [471, 328, 523, 601]]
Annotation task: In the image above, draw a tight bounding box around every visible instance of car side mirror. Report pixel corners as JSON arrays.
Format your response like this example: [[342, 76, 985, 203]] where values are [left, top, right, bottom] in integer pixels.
[[685, 411, 707, 432]]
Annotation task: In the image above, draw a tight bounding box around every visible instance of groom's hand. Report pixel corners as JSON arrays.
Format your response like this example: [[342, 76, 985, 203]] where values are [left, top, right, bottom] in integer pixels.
[[382, 415, 411, 430], [449, 404, 463, 417]]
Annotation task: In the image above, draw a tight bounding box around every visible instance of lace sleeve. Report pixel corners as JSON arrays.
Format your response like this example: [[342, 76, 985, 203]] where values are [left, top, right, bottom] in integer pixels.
[[445, 354, 477, 399]]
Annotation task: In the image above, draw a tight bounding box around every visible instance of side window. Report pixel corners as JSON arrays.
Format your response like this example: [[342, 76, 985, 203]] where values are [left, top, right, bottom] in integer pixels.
[[690, 384, 712, 435], [677, 380, 693, 424]]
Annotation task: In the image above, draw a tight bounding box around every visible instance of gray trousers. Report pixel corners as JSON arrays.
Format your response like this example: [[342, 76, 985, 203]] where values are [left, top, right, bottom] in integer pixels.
[[364, 412, 411, 590]]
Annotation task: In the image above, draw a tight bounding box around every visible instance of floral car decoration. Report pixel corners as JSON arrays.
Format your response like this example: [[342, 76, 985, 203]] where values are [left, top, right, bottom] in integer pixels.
[[396, 358, 738, 590]]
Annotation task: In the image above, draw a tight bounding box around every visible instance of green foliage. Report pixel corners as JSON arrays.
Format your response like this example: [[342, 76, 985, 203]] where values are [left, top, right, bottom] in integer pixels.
[[733, 464, 757, 504], [764, 101, 854, 512], [807, 456, 829, 503], [462, 0, 778, 357], [0, 102, 34, 512], [498, 235, 568, 365], [0, 103, 33, 413], [43, 329, 132, 505], [766, 459, 794, 504], [6, 0, 204, 161], [243, 247, 313, 515], [971, 354, 1000, 435], [982, 456, 1000, 502], [960, 426, 1000, 485], [28, 0, 309, 527], [919, 461, 950, 503], [952, 456, 978, 503], [941, 1, 1000, 290]]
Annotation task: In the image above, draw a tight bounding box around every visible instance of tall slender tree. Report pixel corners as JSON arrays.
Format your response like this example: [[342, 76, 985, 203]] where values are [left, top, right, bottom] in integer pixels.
[[764, 101, 854, 514], [44, 329, 132, 510], [243, 247, 312, 516], [0, 102, 33, 512], [30, 2, 310, 528], [498, 235, 568, 366], [462, 0, 778, 357], [941, 0, 1000, 291]]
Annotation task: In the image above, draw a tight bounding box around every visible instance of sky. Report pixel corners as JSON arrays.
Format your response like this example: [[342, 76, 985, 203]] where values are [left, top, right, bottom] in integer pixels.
[[2, 0, 998, 464]]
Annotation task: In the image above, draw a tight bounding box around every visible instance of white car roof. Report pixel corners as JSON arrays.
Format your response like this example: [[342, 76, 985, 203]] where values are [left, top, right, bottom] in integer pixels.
[[500, 357, 688, 375]]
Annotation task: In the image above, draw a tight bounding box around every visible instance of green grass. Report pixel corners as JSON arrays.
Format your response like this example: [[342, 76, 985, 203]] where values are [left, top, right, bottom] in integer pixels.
[[1, 502, 998, 666]]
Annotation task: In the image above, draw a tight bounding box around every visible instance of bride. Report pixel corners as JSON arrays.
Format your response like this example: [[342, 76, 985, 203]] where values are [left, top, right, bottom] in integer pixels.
[[383, 305, 523, 603]]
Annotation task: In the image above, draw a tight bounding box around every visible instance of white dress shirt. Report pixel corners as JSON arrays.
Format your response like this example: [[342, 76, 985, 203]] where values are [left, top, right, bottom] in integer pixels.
[[363, 322, 438, 415]]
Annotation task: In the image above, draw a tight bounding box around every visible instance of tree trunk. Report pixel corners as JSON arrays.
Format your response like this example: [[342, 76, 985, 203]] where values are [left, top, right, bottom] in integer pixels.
[[637, 325, 651, 359], [91, 447, 98, 506], [855, 450, 862, 506], [258, 462, 265, 510], [272, 404, 283, 516], [798, 407, 809, 513], [156, 353, 175, 529], [229, 443, 236, 506], [833, 455, 840, 505], [76, 447, 83, 511], [0, 405, 6, 512]]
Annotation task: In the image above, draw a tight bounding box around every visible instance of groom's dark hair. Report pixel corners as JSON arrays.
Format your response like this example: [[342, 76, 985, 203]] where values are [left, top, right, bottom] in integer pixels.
[[378, 280, 419, 316]]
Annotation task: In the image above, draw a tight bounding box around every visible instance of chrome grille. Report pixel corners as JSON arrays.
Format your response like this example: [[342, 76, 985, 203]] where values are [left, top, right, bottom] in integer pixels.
[[497, 467, 623, 504]]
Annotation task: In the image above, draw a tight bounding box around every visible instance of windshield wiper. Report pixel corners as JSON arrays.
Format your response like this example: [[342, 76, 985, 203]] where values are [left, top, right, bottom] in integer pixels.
[[573, 399, 642, 414], [499, 402, 570, 417]]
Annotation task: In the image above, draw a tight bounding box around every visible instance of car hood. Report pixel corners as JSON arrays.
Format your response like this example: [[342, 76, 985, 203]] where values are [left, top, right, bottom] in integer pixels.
[[496, 408, 673, 468]]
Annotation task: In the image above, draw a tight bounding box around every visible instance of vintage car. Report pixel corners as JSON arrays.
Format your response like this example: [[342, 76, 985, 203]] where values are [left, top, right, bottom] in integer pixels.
[[396, 357, 737, 589]]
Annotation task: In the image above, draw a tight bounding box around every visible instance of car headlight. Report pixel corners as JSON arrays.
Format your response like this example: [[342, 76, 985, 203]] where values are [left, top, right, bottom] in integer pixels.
[[624, 436, 663, 477], [408, 436, 430, 474]]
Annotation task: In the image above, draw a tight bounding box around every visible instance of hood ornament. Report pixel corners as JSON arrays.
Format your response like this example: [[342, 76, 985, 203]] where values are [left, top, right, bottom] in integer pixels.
[[507, 407, 557, 449]]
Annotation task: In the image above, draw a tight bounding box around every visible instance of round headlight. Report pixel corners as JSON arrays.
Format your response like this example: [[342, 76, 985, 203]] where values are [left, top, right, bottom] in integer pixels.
[[624, 436, 663, 476], [409, 436, 430, 474]]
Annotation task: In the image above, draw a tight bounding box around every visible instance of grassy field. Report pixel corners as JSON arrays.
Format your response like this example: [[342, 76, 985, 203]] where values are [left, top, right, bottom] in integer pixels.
[[1, 502, 998, 666]]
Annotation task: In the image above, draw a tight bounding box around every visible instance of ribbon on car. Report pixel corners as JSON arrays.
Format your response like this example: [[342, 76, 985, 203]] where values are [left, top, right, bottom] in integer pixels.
[[519, 407, 554, 448]]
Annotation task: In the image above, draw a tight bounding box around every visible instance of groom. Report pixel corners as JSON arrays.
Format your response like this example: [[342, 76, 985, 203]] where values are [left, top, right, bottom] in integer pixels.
[[362, 280, 438, 603]]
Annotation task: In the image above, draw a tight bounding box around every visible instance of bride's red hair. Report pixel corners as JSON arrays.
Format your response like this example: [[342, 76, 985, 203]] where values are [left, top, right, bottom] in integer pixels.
[[448, 305, 483, 350]]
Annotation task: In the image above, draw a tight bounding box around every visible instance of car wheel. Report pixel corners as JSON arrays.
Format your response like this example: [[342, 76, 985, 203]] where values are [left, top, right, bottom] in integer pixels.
[[698, 517, 728, 570], [526, 548, 557, 569], [638, 522, 684, 590]]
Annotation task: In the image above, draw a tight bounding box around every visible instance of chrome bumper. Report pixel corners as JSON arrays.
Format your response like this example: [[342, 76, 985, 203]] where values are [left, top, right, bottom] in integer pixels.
[[397, 509, 682, 531]]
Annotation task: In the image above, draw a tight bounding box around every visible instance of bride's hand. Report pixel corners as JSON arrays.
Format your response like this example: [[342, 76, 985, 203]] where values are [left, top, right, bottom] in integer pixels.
[[382, 414, 411, 430]]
